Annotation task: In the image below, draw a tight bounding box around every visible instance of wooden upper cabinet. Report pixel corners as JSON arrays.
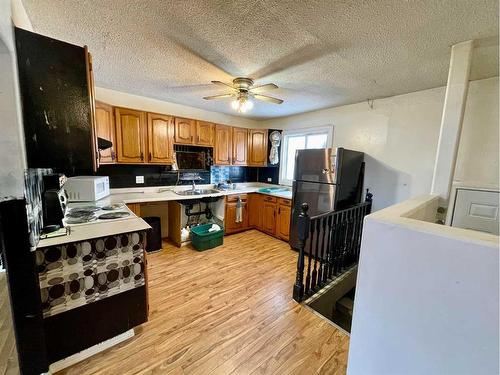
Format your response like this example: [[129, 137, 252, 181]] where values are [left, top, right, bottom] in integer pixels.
[[115, 107, 147, 163], [174, 117, 196, 144], [147, 113, 174, 164], [248, 129, 268, 166], [95, 101, 115, 164], [232, 127, 248, 165], [214, 124, 232, 165], [196, 121, 214, 146]]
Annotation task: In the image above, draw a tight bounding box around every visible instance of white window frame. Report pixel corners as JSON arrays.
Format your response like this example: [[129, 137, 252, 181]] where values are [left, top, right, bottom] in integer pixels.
[[279, 125, 333, 186]]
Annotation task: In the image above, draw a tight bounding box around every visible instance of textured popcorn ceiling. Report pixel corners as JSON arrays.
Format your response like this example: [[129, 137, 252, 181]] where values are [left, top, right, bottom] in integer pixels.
[[23, 0, 498, 119]]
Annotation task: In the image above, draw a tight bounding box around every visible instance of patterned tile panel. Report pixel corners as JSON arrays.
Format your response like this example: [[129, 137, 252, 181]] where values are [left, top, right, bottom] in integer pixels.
[[35, 231, 147, 318]]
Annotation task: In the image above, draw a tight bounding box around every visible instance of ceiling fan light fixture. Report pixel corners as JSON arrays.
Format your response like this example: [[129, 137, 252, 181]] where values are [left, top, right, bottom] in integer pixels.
[[231, 96, 253, 113], [206, 77, 282, 113]]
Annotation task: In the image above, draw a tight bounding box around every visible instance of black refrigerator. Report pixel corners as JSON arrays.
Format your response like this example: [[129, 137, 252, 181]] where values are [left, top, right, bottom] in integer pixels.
[[290, 147, 364, 249]]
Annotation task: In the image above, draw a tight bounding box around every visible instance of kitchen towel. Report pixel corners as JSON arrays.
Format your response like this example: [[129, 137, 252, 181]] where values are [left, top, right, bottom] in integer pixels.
[[235, 197, 242, 223]]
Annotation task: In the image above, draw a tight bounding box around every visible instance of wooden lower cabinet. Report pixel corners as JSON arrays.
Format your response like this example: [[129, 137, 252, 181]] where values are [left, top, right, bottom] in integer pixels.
[[248, 193, 263, 229], [276, 199, 291, 241], [224, 194, 249, 234], [228, 193, 291, 242], [262, 196, 277, 235], [126, 203, 141, 217]]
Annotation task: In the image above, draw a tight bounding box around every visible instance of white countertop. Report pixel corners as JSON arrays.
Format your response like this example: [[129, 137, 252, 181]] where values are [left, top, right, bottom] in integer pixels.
[[99, 182, 293, 205], [36, 183, 292, 249], [37, 216, 151, 248]]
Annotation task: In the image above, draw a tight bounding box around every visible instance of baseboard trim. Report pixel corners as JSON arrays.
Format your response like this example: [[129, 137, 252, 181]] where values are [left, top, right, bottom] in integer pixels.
[[48, 329, 134, 373]]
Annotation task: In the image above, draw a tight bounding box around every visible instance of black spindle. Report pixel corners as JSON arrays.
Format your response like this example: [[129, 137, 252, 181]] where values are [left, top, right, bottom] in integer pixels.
[[304, 220, 315, 295]]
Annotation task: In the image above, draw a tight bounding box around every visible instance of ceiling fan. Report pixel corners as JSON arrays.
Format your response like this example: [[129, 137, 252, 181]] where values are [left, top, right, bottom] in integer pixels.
[[203, 77, 283, 113]]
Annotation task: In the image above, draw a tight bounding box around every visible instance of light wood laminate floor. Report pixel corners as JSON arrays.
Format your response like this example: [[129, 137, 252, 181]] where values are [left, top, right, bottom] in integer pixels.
[[59, 230, 349, 374]]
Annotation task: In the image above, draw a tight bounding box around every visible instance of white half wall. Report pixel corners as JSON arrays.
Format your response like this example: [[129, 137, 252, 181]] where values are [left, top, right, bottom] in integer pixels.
[[348, 195, 499, 375], [95, 87, 260, 129]]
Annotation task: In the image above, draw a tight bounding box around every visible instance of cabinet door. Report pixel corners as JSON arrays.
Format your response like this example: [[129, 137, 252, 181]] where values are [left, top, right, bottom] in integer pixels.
[[262, 201, 277, 235], [248, 129, 268, 166], [196, 121, 214, 146], [174, 117, 196, 144], [126, 203, 141, 217], [214, 125, 232, 165], [95, 101, 115, 164], [277, 204, 291, 241], [248, 193, 262, 229], [115, 107, 146, 163], [225, 199, 249, 234], [232, 127, 248, 165], [147, 113, 174, 164]]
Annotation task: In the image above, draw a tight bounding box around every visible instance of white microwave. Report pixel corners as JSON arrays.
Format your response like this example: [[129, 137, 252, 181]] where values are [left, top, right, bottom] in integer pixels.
[[64, 176, 110, 202]]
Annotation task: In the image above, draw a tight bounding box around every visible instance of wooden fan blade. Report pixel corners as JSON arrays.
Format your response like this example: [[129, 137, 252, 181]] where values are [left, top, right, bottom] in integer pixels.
[[211, 81, 237, 91], [250, 83, 278, 94], [253, 94, 283, 105], [203, 93, 234, 100]]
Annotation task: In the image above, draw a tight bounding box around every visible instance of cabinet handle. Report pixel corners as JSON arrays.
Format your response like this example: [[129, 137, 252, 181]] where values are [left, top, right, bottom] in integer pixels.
[[149, 152, 152, 161], [111, 151, 116, 160], [140, 152, 144, 161]]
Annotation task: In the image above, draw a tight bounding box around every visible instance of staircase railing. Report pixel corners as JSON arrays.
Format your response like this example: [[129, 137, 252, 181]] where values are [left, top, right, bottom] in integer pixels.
[[292, 191, 373, 302]]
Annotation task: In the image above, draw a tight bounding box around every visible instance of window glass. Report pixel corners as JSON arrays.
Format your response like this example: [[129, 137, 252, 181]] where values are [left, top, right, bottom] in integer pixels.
[[280, 127, 333, 185], [306, 134, 328, 149], [285, 136, 306, 181]]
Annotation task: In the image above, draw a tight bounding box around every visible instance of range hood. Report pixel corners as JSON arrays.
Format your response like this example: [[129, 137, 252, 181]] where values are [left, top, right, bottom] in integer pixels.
[[97, 137, 113, 150]]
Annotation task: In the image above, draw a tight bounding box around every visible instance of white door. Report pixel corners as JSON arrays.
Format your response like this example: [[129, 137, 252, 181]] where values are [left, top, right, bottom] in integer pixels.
[[451, 189, 499, 235]]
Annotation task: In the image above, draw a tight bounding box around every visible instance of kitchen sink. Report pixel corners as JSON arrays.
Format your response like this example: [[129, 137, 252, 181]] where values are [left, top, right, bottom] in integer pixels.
[[175, 189, 220, 196]]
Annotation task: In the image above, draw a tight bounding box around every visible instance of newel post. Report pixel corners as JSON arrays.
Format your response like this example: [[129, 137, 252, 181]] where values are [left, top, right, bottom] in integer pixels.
[[365, 188, 373, 214], [293, 203, 310, 302]]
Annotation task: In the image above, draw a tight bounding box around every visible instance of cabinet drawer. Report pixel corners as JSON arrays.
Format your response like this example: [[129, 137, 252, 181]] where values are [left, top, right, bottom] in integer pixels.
[[278, 198, 291, 206], [226, 194, 248, 203], [262, 195, 277, 203]]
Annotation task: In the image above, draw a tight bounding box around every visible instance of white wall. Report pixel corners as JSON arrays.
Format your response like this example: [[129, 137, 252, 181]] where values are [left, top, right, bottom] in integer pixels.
[[261, 87, 446, 211], [454, 77, 499, 188], [262, 77, 499, 211], [95, 87, 260, 129], [348, 195, 499, 375]]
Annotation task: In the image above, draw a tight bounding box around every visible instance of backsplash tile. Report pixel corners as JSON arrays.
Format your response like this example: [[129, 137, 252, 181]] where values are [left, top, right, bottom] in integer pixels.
[[97, 165, 210, 188]]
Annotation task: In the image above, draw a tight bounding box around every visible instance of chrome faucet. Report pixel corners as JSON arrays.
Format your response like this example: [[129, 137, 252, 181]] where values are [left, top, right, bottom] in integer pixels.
[[191, 180, 196, 191]]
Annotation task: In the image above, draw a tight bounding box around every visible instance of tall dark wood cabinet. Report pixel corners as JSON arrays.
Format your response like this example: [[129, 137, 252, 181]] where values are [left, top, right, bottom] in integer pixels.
[[15, 27, 97, 175]]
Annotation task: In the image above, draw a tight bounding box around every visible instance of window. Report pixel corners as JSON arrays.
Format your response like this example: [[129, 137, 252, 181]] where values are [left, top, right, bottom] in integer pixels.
[[279, 126, 333, 185]]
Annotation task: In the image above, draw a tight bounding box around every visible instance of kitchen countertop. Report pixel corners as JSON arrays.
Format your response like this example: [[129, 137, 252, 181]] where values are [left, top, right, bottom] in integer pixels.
[[36, 216, 151, 248], [100, 182, 293, 205], [35, 183, 291, 249]]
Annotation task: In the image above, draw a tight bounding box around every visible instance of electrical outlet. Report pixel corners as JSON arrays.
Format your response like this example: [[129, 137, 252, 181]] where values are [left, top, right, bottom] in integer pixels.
[[267, 178, 272, 182], [136, 176, 144, 184]]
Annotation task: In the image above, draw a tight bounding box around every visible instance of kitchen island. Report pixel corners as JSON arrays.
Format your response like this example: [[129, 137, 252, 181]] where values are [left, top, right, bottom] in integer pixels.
[[35, 210, 150, 367]]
